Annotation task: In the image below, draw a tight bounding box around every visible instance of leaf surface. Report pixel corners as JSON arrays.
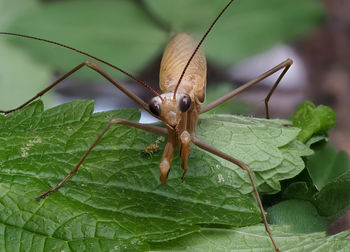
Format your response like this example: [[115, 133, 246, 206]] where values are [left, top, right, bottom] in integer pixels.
[[0, 100, 317, 250], [307, 145, 350, 191], [291, 101, 336, 143], [267, 199, 329, 233], [0, 100, 268, 250], [197, 114, 313, 194], [150, 225, 350, 251]]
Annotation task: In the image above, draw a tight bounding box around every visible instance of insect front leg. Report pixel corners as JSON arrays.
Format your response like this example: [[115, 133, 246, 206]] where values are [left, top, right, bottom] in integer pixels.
[[37, 118, 167, 200], [200, 59, 293, 119], [160, 129, 177, 184], [191, 136, 280, 252], [0, 60, 150, 114], [179, 130, 191, 181]]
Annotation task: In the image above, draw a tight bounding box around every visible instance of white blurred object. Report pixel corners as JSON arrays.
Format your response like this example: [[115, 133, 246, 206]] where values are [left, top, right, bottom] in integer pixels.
[[230, 45, 307, 89]]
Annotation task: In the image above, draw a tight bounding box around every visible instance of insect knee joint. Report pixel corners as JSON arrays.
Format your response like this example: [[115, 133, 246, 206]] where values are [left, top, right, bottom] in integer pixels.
[[160, 160, 170, 184], [180, 131, 191, 145], [111, 118, 122, 124], [241, 163, 250, 172], [85, 60, 97, 68]]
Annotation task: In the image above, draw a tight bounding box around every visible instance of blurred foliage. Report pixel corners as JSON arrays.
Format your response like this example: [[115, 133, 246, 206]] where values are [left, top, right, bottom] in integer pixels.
[[204, 82, 252, 115], [0, 0, 324, 109]]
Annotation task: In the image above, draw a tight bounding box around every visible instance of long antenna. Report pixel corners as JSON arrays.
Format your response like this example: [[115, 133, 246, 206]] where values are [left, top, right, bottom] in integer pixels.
[[173, 0, 235, 99], [0, 32, 163, 100]]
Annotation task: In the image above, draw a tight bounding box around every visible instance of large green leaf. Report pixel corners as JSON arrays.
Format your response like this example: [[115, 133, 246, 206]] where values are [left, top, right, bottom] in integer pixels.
[[145, 0, 324, 65], [0, 100, 313, 250], [150, 225, 350, 251], [0, 100, 265, 250]]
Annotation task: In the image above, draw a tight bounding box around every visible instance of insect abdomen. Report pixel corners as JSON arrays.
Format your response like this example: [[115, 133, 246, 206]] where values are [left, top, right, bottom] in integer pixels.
[[159, 33, 207, 103]]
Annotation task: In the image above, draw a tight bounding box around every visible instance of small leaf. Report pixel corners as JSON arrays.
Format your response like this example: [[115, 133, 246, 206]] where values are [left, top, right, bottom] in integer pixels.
[[290, 101, 336, 143], [282, 181, 317, 201], [315, 171, 350, 217], [197, 114, 313, 194], [267, 199, 329, 233], [307, 144, 350, 191], [305, 134, 328, 147]]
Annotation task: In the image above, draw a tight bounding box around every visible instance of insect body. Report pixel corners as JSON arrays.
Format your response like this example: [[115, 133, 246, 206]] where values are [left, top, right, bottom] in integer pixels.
[[0, 1, 294, 251], [150, 32, 206, 183], [142, 143, 159, 157]]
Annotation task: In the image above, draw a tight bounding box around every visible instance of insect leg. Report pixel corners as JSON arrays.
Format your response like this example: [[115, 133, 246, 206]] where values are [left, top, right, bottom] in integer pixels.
[[160, 129, 176, 184], [0, 61, 151, 115], [200, 59, 293, 118], [36, 118, 167, 200], [179, 131, 191, 181], [191, 136, 280, 252]]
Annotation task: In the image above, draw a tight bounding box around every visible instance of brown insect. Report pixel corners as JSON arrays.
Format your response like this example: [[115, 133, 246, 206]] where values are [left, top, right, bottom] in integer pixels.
[[0, 1, 293, 251], [142, 143, 159, 157]]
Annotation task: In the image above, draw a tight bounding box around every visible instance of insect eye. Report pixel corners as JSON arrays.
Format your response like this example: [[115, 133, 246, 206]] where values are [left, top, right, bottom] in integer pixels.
[[179, 95, 191, 112], [149, 100, 161, 116]]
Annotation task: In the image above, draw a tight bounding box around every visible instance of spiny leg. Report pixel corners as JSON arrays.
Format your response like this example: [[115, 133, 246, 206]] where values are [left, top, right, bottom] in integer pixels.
[[191, 136, 280, 252], [36, 118, 167, 200], [200, 59, 293, 119], [0, 61, 150, 114]]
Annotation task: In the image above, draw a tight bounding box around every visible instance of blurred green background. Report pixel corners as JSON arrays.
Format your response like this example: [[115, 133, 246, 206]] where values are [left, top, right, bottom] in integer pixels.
[[0, 0, 348, 155]]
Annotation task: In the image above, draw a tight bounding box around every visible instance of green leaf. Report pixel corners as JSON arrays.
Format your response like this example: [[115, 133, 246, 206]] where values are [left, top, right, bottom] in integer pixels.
[[307, 144, 350, 191], [150, 225, 350, 251], [197, 114, 313, 194], [280, 144, 350, 220], [282, 181, 317, 201], [315, 171, 350, 217], [145, 0, 324, 65], [290, 101, 337, 143], [5, 0, 167, 80], [0, 100, 266, 250], [267, 199, 329, 233]]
